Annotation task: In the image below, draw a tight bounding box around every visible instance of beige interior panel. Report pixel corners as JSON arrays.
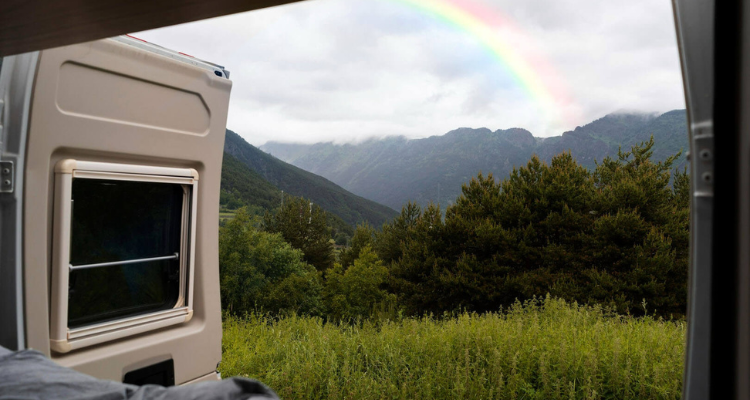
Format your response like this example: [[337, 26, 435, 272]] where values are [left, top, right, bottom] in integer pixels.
[[23, 37, 232, 384], [57, 62, 210, 135]]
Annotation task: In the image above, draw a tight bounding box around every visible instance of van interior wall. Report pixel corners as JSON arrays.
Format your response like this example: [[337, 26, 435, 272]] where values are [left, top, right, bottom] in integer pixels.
[[22, 38, 231, 384]]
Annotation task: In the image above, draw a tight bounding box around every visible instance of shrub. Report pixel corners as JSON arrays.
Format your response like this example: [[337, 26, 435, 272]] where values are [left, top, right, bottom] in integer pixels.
[[323, 246, 395, 320], [220, 207, 323, 315], [265, 271, 324, 316]]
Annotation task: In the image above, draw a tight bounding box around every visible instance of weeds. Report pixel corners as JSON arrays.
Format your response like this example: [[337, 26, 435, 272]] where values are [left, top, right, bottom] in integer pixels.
[[220, 297, 684, 399]]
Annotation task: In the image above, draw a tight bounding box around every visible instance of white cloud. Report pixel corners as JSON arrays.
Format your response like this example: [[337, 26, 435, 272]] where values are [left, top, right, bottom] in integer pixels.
[[135, 0, 685, 145]]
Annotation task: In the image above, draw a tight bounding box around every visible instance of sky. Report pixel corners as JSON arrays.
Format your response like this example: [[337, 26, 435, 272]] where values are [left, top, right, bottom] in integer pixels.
[[135, 0, 685, 146]]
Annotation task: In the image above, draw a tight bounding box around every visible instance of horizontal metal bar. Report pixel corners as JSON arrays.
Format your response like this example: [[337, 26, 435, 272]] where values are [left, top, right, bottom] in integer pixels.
[[69, 252, 179, 271]]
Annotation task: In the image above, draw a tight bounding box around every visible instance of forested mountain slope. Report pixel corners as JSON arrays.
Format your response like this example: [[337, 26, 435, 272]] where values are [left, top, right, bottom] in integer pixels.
[[220, 152, 282, 211], [223, 129, 398, 227]]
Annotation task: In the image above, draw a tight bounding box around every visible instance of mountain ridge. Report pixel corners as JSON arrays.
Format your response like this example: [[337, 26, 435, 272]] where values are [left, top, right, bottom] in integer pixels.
[[261, 110, 688, 210]]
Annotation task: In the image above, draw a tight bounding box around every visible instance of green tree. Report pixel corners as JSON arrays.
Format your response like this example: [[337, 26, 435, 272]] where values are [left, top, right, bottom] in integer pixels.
[[334, 232, 350, 246], [263, 196, 334, 271], [387, 138, 689, 318], [338, 223, 375, 268], [374, 202, 421, 265], [220, 207, 323, 315], [323, 246, 394, 320], [584, 137, 687, 315]]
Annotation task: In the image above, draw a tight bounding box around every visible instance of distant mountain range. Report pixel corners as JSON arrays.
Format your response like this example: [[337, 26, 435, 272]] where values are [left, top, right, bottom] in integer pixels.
[[261, 110, 688, 210], [221, 130, 398, 228]]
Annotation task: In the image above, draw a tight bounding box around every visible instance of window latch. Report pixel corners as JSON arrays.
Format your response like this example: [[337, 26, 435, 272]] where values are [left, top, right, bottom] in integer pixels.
[[692, 121, 713, 198], [0, 161, 14, 193]]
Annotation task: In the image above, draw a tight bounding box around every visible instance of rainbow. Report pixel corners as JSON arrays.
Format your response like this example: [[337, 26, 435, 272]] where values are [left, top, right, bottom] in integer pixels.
[[388, 0, 576, 128]]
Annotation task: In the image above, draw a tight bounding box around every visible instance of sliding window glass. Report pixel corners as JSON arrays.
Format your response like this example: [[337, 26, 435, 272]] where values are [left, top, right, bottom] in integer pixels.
[[67, 179, 187, 328]]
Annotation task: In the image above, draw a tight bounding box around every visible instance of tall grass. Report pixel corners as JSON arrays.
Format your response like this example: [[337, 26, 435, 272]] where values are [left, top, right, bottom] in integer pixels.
[[220, 297, 685, 399]]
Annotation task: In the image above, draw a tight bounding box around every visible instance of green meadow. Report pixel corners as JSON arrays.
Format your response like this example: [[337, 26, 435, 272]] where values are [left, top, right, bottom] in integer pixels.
[[220, 297, 685, 400]]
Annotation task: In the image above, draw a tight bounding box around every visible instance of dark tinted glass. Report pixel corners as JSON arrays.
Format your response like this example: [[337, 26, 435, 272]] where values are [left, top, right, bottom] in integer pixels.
[[68, 179, 185, 328], [70, 179, 184, 265], [68, 259, 180, 327]]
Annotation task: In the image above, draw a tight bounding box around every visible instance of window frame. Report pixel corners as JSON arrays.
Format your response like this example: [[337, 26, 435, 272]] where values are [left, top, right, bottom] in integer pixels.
[[49, 159, 199, 353]]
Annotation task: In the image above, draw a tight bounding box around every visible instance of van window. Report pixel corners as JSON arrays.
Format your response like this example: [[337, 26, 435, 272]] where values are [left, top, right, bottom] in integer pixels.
[[67, 179, 186, 328], [50, 161, 197, 353]]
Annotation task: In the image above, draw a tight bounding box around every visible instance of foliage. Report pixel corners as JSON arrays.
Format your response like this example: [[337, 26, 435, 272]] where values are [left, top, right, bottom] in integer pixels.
[[219, 136, 688, 321], [220, 152, 283, 211], [373, 202, 421, 265], [263, 196, 335, 271], [323, 246, 395, 320], [219, 207, 323, 316], [334, 232, 350, 246], [327, 217, 355, 243], [384, 138, 689, 318], [221, 296, 685, 400], [338, 223, 375, 268]]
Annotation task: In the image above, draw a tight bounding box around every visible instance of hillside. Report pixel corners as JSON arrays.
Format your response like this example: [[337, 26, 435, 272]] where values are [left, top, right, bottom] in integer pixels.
[[261, 110, 688, 210], [223, 129, 398, 227], [221, 152, 282, 212]]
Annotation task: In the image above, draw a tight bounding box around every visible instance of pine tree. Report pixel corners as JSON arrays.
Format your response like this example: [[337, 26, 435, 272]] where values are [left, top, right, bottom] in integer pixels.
[[373, 202, 421, 265], [386, 138, 689, 318], [263, 196, 334, 271], [338, 223, 376, 268]]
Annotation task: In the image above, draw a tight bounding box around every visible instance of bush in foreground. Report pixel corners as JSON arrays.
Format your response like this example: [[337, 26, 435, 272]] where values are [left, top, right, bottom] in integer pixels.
[[220, 297, 684, 400]]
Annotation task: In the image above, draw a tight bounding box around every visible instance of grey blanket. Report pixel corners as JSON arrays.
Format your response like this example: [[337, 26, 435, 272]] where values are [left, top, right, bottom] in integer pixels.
[[0, 347, 279, 400]]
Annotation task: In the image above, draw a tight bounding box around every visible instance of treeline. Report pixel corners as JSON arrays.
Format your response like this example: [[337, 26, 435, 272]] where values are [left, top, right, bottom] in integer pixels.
[[219, 138, 689, 319]]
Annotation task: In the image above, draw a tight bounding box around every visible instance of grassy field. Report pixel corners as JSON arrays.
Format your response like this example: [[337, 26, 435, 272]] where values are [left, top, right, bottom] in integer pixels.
[[219, 211, 236, 222], [220, 297, 685, 400]]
